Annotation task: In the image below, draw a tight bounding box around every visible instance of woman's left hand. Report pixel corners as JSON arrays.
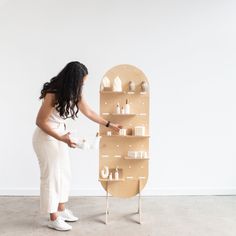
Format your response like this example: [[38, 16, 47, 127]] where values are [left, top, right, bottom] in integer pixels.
[[109, 122, 122, 133]]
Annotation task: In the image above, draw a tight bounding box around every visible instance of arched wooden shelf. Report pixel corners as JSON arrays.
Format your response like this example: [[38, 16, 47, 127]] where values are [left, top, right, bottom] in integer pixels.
[[99, 64, 150, 224]]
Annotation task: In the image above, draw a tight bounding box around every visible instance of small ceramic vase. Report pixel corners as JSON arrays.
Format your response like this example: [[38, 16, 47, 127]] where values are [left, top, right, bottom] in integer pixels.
[[141, 81, 149, 92], [128, 81, 135, 92], [101, 166, 109, 179]]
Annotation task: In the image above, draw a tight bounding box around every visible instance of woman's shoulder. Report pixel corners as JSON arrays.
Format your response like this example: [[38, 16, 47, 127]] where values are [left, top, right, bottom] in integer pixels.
[[43, 93, 57, 106]]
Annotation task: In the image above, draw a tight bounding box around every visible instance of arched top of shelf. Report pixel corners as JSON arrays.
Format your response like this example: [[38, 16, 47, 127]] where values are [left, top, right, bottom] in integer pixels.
[[99, 64, 150, 94]]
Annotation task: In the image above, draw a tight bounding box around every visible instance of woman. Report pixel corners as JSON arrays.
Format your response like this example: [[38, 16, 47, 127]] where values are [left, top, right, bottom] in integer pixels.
[[32, 61, 121, 231]]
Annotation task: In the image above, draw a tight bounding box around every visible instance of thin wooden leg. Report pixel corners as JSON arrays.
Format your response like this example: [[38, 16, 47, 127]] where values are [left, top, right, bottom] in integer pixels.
[[138, 179, 142, 224], [105, 181, 109, 224], [137, 193, 140, 214]]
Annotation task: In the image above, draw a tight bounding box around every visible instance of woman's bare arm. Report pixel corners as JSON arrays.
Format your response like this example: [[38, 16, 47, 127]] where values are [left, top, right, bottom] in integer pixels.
[[36, 93, 62, 140], [36, 93, 76, 147], [78, 96, 121, 132]]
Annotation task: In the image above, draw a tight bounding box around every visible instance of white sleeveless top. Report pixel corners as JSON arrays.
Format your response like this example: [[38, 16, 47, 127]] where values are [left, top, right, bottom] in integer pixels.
[[48, 107, 65, 124], [33, 107, 66, 140]]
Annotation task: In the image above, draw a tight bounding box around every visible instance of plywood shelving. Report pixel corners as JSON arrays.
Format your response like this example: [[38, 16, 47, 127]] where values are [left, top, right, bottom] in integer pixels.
[[99, 64, 150, 224]]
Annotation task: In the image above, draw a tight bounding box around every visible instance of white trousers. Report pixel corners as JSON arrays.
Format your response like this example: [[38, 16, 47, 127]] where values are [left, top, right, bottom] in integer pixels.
[[32, 122, 71, 214]]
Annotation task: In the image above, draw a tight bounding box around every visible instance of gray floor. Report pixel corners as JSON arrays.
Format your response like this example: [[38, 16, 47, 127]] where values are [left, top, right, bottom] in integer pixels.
[[0, 196, 235, 236]]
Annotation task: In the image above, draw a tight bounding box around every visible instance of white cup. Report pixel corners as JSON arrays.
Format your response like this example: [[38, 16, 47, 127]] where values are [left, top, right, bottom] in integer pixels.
[[119, 128, 127, 136], [137, 151, 143, 158], [134, 126, 145, 136], [128, 151, 136, 158]]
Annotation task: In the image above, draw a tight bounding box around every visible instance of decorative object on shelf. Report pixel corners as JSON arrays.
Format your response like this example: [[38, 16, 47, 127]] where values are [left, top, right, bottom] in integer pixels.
[[109, 172, 113, 180], [124, 99, 130, 114], [115, 167, 119, 180], [101, 166, 109, 179], [107, 131, 112, 136], [121, 106, 125, 114], [134, 126, 145, 136], [113, 76, 122, 92], [128, 151, 137, 158], [116, 103, 121, 114], [137, 151, 142, 158], [141, 81, 149, 93], [127, 128, 132, 136], [128, 81, 135, 92], [127, 151, 148, 159], [101, 76, 111, 91], [119, 128, 127, 136]]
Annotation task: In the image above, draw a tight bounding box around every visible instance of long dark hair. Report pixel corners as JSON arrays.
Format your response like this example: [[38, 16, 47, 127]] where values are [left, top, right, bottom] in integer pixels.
[[40, 61, 88, 119]]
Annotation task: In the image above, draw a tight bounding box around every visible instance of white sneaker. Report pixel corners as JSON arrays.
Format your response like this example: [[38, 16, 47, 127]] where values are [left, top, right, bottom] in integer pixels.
[[48, 216, 72, 231], [59, 209, 79, 222]]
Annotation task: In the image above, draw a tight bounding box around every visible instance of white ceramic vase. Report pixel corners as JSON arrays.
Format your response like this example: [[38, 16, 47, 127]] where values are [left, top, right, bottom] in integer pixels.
[[101, 166, 109, 179]]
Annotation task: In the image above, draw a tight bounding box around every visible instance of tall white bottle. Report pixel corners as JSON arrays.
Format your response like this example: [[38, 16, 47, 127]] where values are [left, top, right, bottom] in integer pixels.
[[124, 99, 130, 114], [115, 167, 119, 180], [121, 106, 125, 114]]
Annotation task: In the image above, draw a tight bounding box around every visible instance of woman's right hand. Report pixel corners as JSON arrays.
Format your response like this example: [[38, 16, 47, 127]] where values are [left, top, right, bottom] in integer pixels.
[[109, 122, 122, 133], [60, 132, 77, 148]]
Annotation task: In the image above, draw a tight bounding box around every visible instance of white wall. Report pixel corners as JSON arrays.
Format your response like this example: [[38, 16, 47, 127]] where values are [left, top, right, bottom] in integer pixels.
[[0, 0, 235, 196]]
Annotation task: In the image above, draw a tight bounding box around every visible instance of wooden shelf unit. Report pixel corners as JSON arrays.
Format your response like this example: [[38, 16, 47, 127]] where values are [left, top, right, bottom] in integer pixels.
[[99, 64, 150, 224]]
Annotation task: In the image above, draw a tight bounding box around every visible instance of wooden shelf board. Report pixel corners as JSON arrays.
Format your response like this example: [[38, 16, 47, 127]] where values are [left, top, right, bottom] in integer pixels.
[[126, 177, 147, 180], [110, 113, 136, 116], [99, 178, 146, 182], [124, 156, 150, 160], [102, 113, 147, 116], [98, 178, 125, 182], [100, 91, 149, 95]]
